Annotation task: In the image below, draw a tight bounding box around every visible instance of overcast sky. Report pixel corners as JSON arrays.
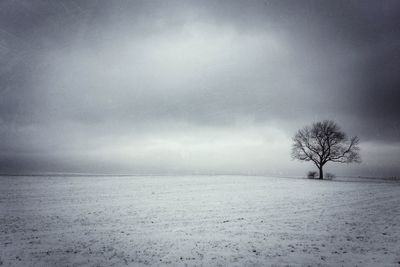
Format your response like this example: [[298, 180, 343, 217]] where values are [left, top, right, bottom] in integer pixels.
[[0, 0, 399, 176]]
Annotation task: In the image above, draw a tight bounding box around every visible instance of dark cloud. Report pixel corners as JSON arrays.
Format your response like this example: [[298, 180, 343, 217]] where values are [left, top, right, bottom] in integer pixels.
[[0, 0, 399, 175]]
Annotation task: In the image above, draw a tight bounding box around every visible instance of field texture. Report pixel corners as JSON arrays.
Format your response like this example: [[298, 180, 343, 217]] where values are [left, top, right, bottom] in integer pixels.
[[1, 175, 400, 266]]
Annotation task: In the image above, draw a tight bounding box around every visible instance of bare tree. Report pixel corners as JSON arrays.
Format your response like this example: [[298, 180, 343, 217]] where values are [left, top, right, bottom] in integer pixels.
[[292, 120, 361, 179]]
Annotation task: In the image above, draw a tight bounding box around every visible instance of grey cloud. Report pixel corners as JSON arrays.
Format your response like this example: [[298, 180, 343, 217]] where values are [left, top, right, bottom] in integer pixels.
[[0, 0, 399, 175]]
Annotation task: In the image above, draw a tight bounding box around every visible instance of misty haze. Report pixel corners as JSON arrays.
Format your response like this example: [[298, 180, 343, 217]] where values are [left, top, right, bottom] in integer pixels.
[[1, 0, 399, 266]]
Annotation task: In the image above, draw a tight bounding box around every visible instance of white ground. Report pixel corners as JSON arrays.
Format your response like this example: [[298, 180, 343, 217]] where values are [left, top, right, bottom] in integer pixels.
[[1, 175, 400, 266]]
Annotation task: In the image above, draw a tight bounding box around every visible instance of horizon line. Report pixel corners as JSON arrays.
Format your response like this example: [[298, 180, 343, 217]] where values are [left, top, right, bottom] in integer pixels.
[[0, 172, 398, 180]]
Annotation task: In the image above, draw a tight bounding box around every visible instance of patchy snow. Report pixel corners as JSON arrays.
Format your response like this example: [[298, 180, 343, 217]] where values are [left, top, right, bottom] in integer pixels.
[[1, 175, 400, 266]]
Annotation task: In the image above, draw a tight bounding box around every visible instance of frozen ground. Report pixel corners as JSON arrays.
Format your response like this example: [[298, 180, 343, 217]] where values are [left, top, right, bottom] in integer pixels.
[[1, 175, 400, 266]]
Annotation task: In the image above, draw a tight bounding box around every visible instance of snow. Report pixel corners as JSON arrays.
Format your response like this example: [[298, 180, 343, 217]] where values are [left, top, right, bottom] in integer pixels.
[[1, 175, 400, 266]]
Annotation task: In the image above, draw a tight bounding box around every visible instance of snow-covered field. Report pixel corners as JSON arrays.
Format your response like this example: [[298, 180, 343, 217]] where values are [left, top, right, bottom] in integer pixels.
[[1, 175, 399, 266]]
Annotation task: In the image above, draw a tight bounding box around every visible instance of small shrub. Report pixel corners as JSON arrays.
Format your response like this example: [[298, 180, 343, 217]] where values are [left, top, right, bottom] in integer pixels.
[[307, 171, 318, 179], [325, 173, 336, 180]]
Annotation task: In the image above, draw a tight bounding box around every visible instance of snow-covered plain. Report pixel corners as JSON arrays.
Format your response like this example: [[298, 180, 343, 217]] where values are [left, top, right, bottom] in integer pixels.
[[1, 175, 399, 266]]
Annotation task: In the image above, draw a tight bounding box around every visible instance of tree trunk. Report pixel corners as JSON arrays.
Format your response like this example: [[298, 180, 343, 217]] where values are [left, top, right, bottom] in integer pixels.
[[319, 166, 323, 180]]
